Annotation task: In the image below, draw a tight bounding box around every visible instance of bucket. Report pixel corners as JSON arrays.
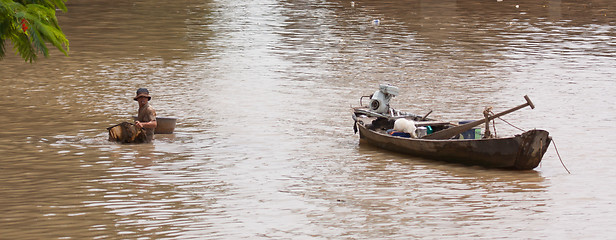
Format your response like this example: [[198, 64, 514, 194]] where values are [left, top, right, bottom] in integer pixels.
[[460, 128, 481, 139], [132, 116, 177, 134], [416, 127, 428, 138], [457, 120, 481, 139]]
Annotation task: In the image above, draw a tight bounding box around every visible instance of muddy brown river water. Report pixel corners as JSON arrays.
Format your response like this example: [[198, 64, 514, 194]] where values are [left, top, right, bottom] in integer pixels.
[[1, 0, 615, 239]]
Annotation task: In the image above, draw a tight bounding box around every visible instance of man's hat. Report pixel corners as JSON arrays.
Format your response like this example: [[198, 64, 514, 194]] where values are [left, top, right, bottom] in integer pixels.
[[134, 88, 151, 101]]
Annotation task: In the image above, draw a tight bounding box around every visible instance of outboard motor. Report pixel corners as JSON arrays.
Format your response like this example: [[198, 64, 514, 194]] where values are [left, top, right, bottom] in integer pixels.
[[370, 84, 399, 114]]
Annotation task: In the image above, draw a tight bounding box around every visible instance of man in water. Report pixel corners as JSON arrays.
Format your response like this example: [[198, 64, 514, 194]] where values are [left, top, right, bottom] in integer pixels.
[[134, 88, 157, 143]]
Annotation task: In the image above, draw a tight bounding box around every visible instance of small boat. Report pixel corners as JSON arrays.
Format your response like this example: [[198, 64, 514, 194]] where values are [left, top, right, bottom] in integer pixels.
[[133, 116, 177, 134], [352, 85, 551, 170]]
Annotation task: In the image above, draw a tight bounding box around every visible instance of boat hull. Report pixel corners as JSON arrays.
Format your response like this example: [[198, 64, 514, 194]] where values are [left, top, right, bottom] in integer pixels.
[[355, 116, 551, 170]]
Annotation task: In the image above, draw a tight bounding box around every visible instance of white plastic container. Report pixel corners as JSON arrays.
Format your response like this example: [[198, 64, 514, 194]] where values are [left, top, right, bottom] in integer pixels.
[[416, 126, 428, 138]]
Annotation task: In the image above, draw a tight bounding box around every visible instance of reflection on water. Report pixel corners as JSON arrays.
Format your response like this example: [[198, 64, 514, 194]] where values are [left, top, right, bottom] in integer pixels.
[[306, 141, 549, 238], [1, 0, 615, 239]]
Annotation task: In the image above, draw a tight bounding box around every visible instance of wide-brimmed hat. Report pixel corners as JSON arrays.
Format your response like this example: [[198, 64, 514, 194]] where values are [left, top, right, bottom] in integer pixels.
[[134, 88, 152, 101]]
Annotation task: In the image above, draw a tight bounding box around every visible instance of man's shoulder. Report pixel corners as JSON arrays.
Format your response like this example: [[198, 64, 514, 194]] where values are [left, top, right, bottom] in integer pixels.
[[143, 103, 155, 111], [144, 104, 156, 115]]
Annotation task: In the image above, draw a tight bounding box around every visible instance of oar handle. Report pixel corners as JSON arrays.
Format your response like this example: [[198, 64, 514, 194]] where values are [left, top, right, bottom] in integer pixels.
[[524, 95, 535, 109], [421, 95, 535, 139]]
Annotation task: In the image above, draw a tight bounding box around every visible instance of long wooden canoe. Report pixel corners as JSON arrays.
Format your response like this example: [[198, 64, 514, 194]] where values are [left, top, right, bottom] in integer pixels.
[[353, 108, 551, 170]]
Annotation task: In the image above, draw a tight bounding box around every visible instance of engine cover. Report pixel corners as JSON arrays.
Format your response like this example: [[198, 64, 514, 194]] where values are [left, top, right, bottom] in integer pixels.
[[369, 84, 399, 114], [370, 90, 390, 113]]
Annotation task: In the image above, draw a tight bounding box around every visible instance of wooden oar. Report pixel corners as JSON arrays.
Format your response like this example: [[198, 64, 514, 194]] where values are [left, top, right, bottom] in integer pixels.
[[421, 95, 535, 139], [420, 110, 433, 121]]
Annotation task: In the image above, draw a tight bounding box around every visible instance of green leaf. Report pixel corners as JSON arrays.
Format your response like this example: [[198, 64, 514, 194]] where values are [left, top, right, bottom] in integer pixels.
[[0, 0, 68, 62]]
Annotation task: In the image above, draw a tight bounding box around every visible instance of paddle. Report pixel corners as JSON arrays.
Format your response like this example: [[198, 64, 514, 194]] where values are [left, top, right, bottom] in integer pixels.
[[421, 95, 535, 139], [420, 109, 433, 121]]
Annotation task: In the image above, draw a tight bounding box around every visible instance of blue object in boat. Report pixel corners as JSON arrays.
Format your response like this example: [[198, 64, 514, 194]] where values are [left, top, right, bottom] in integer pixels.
[[387, 129, 411, 138]]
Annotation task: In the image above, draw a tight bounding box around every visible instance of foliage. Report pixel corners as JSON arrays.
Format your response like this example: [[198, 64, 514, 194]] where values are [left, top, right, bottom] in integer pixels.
[[0, 0, 69, 62]]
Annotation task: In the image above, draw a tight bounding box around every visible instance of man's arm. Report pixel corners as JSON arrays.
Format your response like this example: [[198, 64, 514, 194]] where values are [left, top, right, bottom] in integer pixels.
[[135, 120, 157, 129], [136, 106, 157, 129]]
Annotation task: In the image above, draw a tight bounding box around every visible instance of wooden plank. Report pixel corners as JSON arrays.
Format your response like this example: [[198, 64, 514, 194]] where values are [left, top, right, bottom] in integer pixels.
[[414, 121, 458, 127]]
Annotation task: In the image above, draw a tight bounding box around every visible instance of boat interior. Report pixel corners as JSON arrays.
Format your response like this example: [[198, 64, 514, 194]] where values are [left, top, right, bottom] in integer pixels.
[[354, 108, 462, 138]]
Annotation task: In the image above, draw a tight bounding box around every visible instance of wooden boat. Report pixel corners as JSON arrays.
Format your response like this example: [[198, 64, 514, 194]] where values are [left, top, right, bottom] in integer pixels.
[[352, 85, 551, 170], [133, 116, 177, 134], [353, 109, 551, 170]]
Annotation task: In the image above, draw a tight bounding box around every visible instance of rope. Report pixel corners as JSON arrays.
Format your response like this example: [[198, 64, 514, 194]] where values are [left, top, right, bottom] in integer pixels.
[[551, 138, 571, 174], [485, 108, 569, 174], [491, 118, 497, 137], [486, 108, 525, 132], [497, 116, 526, 132]]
